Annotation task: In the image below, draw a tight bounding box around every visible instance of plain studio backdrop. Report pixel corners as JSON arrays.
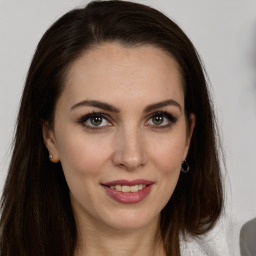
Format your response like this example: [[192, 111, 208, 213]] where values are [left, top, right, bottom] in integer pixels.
[[0, 0, 256, 255]]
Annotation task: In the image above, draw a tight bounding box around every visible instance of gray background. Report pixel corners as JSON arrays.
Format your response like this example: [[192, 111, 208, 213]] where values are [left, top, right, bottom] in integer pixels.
[[1, 0, 256, 255]]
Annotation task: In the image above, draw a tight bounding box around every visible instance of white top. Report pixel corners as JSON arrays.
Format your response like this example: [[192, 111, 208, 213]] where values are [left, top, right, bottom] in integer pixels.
[[180, 218, 231, 256]]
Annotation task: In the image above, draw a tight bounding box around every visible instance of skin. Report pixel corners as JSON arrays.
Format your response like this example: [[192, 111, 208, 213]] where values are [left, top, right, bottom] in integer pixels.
[[43, 43, 195, 256]]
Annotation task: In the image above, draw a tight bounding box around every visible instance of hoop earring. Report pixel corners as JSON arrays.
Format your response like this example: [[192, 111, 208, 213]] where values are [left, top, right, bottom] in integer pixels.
[[181, 160, 189, 173]]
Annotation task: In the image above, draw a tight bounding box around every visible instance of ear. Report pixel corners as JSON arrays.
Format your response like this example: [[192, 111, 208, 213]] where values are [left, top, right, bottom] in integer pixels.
[[183, 113, 196, 160], [41, 120, 60, 163]]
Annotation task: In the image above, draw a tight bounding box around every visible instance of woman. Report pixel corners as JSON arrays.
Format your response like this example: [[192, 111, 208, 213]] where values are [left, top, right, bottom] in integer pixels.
[[0, 1, 224, 255]]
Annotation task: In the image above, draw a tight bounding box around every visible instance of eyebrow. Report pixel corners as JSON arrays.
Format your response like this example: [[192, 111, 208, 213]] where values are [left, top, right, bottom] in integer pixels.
[[70, 100, 119, 112], [70, 99, 181, 112], [144, 99, 181, 113]]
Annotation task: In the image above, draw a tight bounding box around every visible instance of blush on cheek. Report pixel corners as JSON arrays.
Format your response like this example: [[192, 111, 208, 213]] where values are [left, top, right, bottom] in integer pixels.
[[161, 164, 181, 184], [153, 147, 184, 174], [60, 142, 107, 177]]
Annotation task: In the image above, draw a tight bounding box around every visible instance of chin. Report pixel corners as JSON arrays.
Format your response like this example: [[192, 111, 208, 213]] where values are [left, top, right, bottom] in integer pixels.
[[98, 208, 160, 231]]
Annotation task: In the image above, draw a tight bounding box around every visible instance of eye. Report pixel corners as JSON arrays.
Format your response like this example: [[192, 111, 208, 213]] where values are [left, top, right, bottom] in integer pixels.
[[79, 113, 112, 129], [146, 111, 177, 128]]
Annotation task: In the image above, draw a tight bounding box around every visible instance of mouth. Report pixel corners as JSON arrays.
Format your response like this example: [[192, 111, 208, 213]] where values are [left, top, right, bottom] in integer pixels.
[[101, 179, 153, 192], [101, 179, 154, 204], [103, 184, 147, 193]]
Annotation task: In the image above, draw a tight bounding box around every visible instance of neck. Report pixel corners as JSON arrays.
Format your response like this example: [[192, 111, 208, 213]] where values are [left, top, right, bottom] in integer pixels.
[[74, 213, 165, 256]]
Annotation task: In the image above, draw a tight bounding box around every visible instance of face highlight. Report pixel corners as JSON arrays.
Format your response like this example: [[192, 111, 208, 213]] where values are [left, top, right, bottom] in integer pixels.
[[43, 43, 195, 232]]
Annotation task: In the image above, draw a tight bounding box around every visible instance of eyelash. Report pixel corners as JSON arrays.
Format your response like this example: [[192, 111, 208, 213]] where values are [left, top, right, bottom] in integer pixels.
[[78, 112, 112, 130], [146, 111, 178, 129], [77, 111, 178, 130]]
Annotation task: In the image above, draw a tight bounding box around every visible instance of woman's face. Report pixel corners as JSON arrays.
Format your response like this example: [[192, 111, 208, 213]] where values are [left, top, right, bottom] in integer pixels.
[[43, 43, 195, 231]]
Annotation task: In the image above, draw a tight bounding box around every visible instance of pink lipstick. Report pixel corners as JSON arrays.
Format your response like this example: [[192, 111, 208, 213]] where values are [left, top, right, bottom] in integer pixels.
[[101, 179, 154, 204]]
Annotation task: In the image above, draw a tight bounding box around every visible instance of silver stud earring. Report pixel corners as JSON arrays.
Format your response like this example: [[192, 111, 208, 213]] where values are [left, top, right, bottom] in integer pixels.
[[181, 160, 189, 173], [49, 154, 53, 160]]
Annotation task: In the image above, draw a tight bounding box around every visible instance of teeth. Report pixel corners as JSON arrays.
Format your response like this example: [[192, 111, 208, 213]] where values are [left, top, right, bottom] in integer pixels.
[[115, 185, 122, 191], [109, 184, 146, 192], [130, 185, 138, 192]]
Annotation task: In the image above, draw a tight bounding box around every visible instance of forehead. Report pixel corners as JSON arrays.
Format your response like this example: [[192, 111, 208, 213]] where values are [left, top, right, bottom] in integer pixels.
[[59, 43, 184, 110]]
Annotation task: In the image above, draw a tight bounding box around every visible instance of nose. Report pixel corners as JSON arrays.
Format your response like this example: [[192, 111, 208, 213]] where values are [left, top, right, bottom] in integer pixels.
[[112, 126, 147, 171]]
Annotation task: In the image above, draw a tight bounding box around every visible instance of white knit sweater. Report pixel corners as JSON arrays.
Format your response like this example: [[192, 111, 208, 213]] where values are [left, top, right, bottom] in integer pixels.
[[180, 218, 231, 256]]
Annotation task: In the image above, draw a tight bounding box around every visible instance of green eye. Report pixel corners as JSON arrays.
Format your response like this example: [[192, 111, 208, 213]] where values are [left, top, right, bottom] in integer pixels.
[[147, 111, 177, 128], [152, 115, 164, 125], [90, 116, 103, 126], [79, 113, 112, 129]]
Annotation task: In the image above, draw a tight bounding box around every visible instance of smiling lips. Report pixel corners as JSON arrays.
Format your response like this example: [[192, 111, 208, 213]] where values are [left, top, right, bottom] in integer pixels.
[[102, 179, 154, 204], [110, 184, 146, 193]]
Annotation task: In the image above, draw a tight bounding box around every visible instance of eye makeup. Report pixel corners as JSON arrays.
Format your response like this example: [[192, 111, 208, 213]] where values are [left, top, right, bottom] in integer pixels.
[[76, 109, 178, 131], [77, 112, 113, 130], [145, 111, 178, 129]]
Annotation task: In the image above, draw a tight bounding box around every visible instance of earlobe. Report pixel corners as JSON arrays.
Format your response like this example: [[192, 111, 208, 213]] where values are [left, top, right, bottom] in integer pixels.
[[41, 120, 60, 163]]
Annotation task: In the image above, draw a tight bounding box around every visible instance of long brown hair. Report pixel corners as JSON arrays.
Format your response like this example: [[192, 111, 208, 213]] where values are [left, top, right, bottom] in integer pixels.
[[0, 1, 223, 255]]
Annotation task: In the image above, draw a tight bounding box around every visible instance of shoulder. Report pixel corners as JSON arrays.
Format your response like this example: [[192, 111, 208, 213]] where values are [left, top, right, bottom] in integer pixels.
[[180, 236, 231, 256], [180, 238, 208, 256], [180, 217, 232, 256]]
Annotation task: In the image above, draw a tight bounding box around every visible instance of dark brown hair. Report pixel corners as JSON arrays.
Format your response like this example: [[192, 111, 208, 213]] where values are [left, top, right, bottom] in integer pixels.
[[0, 1, 223, 255]]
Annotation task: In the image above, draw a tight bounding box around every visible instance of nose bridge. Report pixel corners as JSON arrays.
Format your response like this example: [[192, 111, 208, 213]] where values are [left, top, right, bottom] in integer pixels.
[[113, 123, 146, 170]]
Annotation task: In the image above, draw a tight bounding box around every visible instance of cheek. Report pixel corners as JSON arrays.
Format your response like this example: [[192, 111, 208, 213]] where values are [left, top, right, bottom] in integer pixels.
[[149, 132, 187, 174], [150, 134, 186, 205], [56, 132, 112, 177]]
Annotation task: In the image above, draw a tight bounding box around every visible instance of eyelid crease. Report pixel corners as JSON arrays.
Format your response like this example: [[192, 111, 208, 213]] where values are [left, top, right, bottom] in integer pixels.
[[145, 110, 178, 128], [77, 112, 113, 128], [147, 110, 178, 120], [77, 110, 178, 130]]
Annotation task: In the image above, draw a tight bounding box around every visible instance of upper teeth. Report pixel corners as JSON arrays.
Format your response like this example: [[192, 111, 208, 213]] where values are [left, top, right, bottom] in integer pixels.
[[110, 184, 146, 193]]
